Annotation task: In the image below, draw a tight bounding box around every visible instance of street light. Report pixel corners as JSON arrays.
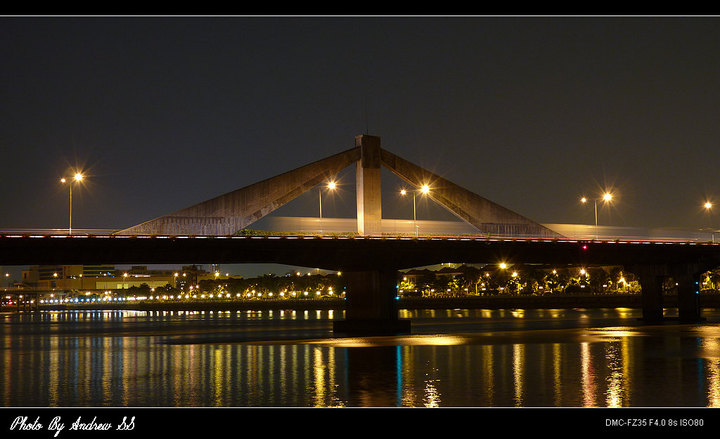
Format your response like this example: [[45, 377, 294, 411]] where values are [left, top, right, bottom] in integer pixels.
[[581, 191, 613, 239], [60, 172, 84, 235], [704, 201, 715, 243], [400, 184, 431, 236], [318, 180, 337, 233], [400, 183, 432, 221], [399, 188, 416, 222], [319, 180, 336, 219]]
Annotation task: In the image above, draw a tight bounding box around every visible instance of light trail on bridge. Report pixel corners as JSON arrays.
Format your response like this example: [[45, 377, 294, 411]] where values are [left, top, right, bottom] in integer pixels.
[[0, 231, 716, 246], [1, 218, 717, 245]]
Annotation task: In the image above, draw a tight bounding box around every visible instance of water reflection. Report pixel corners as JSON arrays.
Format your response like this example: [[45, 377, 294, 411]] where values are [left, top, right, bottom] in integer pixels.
[[3, 309, 720, 407]]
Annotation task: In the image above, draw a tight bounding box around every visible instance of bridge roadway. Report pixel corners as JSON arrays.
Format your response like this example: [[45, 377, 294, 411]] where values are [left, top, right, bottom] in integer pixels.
[[2, 232, 720, 334], [1, 232, 719, 268]]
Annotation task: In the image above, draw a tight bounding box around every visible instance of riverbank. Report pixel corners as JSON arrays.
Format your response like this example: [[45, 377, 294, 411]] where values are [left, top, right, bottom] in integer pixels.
[[4, 293, 720, 312]]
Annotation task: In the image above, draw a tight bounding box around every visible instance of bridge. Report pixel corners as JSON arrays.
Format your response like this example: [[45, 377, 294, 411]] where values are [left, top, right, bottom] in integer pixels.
[[2, 134, 720, 334]]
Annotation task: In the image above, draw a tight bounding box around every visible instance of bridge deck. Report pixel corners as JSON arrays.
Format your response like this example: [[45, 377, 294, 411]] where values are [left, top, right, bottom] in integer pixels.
[[1, 232, 719, 271]]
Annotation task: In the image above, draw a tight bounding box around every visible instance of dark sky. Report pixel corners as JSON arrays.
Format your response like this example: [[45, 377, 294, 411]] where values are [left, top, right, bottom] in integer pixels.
[[3, 16, 720, 233]]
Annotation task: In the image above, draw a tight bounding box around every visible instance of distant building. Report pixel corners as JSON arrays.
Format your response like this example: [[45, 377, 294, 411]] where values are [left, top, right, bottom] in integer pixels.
[[21, 264, 221, 293], [22, 264, 114, 291]]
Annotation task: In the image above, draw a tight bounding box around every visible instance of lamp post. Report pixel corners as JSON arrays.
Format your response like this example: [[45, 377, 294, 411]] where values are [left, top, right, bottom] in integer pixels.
[[319, 180, 336, 219], [705, 201, 714, 243], [401, 184, 430, 236], [60, 172, 84, 235], [581, 192, 613, 239], [319, 181, 336, 232]]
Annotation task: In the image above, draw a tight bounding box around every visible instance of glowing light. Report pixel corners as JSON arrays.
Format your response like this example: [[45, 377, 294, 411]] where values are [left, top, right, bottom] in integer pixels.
[[60, 172, 85, 184], [705, 201, 713, 210], [327, 181, 336, 190], [603, 192, 613, 202], [580, 196, 587, 204], [400, 188, 407, 196], [499, 262, 507, 269], [421, 184, 430, 194]]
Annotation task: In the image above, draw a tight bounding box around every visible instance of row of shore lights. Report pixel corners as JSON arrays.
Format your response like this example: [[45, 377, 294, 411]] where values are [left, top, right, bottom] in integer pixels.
[[38, 286, 339, 304]]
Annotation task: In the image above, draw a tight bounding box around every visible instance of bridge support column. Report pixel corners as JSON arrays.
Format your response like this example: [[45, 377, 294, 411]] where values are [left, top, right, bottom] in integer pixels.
[[635, 265, 666, 323], [671, 266, 703, 323], [635, 264, 704, 324], [333, 269, 411, 335], [676, 274, 701, 322]]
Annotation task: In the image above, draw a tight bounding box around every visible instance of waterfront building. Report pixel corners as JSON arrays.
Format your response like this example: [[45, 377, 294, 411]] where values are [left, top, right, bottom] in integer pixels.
[[20, 264, 222, 293]]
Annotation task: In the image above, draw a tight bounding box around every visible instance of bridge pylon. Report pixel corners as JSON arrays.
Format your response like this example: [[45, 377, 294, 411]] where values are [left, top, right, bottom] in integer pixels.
[[116, 134, 560, 239]]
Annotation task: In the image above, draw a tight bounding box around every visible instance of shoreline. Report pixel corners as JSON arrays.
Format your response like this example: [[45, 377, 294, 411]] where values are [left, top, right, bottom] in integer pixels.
[[4, 293, 720, 312]]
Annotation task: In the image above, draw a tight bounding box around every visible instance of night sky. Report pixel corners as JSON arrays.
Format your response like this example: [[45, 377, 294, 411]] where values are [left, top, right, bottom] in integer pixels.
[[3, 16, 720, 235]]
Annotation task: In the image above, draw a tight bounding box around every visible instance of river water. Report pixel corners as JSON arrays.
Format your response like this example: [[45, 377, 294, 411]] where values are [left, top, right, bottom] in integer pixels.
[[3, 307, 720, 408]]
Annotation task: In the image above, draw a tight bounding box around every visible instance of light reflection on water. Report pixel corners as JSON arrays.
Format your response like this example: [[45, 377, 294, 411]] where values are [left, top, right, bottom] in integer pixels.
[[2, 308, 720, 407]]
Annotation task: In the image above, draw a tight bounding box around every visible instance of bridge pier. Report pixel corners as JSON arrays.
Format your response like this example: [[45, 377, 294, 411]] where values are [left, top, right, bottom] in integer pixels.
[[333, 269, 411, 335], [635, 264, 703, 324], [635, 265, 666, 324], [672, 268, 703, 323]]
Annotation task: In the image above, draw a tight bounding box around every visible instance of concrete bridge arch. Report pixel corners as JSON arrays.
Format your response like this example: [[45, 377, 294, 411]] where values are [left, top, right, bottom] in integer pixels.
[[117, 135, 560, 239]]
